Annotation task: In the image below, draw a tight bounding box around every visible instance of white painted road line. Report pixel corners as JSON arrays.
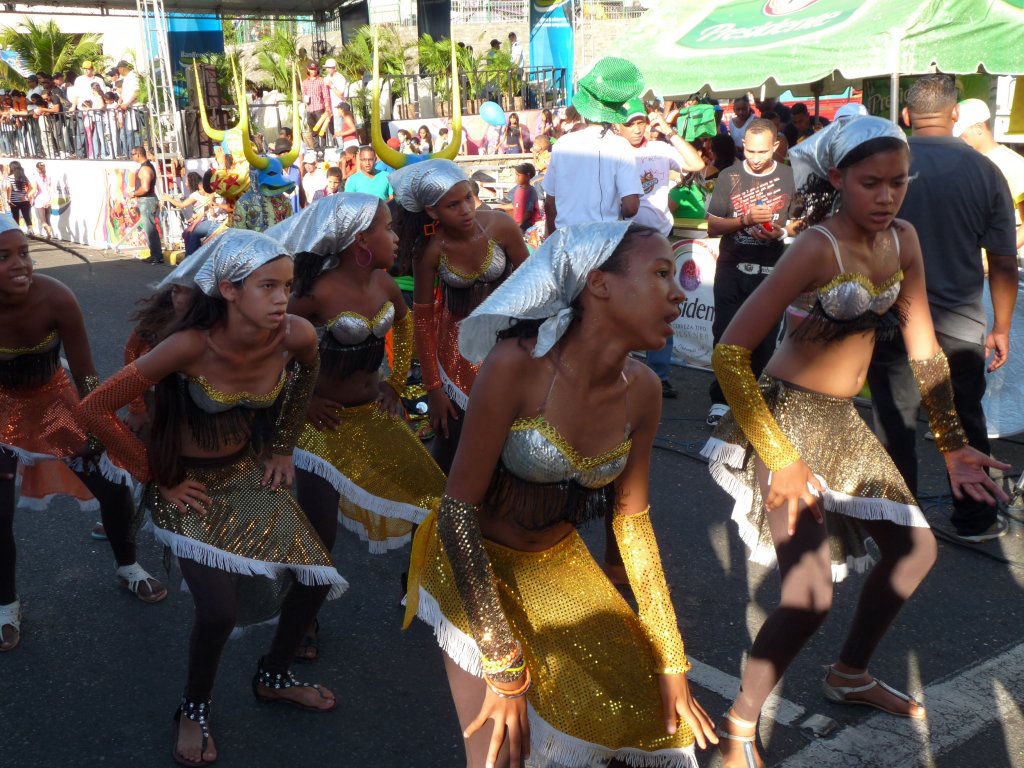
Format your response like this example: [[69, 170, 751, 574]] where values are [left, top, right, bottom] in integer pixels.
[[779, 642, 1024, 767], [688, 657, 807, 727]]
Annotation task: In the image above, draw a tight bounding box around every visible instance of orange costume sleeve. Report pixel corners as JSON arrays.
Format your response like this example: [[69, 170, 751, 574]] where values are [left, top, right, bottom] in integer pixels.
[[413, 302, 441, 392], [77, 363, 156, 483], [123, 330, 151, 416]]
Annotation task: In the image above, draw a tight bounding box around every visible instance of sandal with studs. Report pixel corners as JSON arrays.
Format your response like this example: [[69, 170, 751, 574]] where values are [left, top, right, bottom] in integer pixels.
[[717, 709, 763, 768], [823, 664, 926, 719], [172, 695, 215, 767], [0, 599, 21, 652], [251, 656, 336, 712]]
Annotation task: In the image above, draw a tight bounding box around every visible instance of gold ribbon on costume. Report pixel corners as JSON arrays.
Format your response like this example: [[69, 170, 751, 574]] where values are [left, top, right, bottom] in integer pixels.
[[402, 506, 438, 629]]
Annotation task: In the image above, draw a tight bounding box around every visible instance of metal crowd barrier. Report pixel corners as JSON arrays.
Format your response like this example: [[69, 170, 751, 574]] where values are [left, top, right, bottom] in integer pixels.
[[0, 107, 150, 161]]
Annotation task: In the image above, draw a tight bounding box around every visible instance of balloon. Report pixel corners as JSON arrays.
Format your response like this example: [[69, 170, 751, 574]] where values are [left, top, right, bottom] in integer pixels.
[[480, 101, 507, 127]]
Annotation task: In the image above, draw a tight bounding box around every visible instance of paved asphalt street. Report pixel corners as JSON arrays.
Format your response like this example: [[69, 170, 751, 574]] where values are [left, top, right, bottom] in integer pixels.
[[2, 243, 1023, 768]]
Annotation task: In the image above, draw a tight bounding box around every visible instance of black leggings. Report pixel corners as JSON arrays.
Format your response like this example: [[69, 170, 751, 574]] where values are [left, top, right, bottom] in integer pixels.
[[1, 449, 137, 605], [9, 201, 30, 227], [733, 493, 937, 721], [430, 402, 466, 475], [181, 470, 338, 701]]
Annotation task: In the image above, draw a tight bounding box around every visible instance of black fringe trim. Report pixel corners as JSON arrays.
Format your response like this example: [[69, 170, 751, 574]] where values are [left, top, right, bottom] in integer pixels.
[[441, 261, 511, 319], [319, 333, 386, 381], [0, 345, 61, 390], [178, 376, 281, 453], [482, 461, 617, 532], [788, 296, 907, 345]]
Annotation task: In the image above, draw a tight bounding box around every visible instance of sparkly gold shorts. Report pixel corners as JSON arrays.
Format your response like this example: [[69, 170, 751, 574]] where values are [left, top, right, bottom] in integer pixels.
[[406, 513, 697, 768], [294, 402, 444, 554], [703, 375, 929, 581], [143, 447, 347, 598]]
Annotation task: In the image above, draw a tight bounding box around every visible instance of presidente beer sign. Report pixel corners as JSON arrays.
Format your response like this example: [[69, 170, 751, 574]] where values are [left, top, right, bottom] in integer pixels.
[[677, 0, 862, 49]]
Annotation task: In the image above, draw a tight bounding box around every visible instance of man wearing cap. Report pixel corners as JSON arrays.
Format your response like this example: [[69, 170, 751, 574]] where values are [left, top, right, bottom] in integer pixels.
[[619, 97, 705, 398], [116, 60, 141, 155], [955, 98, 1024, 254], [300, 63, 331, 151], [542, 57, 644, 234], [868, 74, 1017, 543], [26, 74, 43, 100], [72, 62, 107, 157]]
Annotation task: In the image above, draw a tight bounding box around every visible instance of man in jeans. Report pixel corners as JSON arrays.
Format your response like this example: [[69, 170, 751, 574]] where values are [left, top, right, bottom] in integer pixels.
[[705, 118, 794, 425], [868, 74, 1018, 542], [300, 63, 331, 151], [130, 145, 163, 264]]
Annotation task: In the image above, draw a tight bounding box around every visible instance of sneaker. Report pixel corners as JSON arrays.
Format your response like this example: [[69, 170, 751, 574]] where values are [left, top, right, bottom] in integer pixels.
[[706, 403, 730, 427], [954, 517, 1008, 543], [661, 379, 678, 399], [90, 522, 108, 541], [143, 256, 165, 265]]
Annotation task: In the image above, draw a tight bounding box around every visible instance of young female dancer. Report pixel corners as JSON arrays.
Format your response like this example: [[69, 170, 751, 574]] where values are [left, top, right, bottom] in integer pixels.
[[702, 116, 1009, 767], [405, 222, 717, 768], [393, 158, 528, 472], [0, 216, 166, 651], [79, 229, 346, 766], [268, 192, 446, 563]]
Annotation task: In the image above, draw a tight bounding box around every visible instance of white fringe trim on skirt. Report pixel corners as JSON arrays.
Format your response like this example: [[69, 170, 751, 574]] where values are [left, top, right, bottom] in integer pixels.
[[338, 512, 413, 554], [438, 362, 469, 411], [413, 586, 697, 768], [702, 437, 929, 583], [151, 526, 348, 600], [14, 490, 100, 514], [293, 449, 429, 525], [1, 442, 62, 466]]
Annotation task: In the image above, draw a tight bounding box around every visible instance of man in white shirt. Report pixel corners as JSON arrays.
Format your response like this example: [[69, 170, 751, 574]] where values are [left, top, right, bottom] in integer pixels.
[[726, 95, 755, 157], [955, 98, 1024, 254], [71, 61, 107, 158], [618, 98, 705, 397], [508, 32, 525, 69], [323, 58, 349, 133], [542, 58, 646, 233], [116, 60, 141, 155]]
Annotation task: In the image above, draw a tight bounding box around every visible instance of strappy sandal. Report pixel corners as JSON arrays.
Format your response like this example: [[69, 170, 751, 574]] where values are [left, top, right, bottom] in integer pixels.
[[823, 664, 926, 719], [251, 656, 336, 712], [172, 696, 215, 767], [717, 710, 762, 768], [294, 619, 320, 662], [0, 599, 21, 652], [116, 563, 168, 604]]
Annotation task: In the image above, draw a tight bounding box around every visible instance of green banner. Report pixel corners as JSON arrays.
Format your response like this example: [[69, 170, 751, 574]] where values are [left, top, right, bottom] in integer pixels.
[[862, 74, 993, 120]]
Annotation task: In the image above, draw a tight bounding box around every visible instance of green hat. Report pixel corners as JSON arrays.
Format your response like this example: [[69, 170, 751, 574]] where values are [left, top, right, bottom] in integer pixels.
[[572, 57, 644, 125], [623, 98, 648, 123]]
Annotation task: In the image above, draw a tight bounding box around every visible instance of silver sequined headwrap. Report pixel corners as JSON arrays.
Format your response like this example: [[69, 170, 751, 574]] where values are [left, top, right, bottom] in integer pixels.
[[788, 115, 907, 189], [389, 158, 468, 212], [458, 221, 632, 363], [167, 229, 291, 297], [0, 213, 19, 235], [264, 193, 381, 273]]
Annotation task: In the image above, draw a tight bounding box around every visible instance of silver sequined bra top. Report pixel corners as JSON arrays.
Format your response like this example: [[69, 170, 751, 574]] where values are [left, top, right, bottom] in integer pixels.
[[439, 239, 507, 288], [326, 301, 395, 345], [787, 224, 905, 344], [183, 371, 287, 414]]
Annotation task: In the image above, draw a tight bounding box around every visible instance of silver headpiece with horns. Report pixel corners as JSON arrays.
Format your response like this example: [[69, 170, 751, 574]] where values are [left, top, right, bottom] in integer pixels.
[[264, 193, 381, 273], [458, 221, 633, 363], [389, 159, 469, 213], [788, 114, 907, 189]]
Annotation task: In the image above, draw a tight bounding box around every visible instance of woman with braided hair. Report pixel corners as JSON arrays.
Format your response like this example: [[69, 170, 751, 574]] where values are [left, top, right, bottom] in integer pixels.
[[392, 159, 528, 472], [404, 222, 717, 768], [78, 229, 346, 766], [0, 215, 165, 653], [702, 115, 1010, 767]]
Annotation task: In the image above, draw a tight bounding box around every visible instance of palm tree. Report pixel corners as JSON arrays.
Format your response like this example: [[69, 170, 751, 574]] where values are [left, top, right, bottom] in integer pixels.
[[255, 27, 300, 97], [336, 24, 406, 83], [0, 17, 102, 89]]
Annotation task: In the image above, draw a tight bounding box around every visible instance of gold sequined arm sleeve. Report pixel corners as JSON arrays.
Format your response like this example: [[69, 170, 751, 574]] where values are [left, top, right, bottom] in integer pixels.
[[909, 351, 969, 453], [386, 310, 414, 397], [436, 494, 525, 684], [269, 354, 320, 456], [413, 302, 441, 392], [613, 507, 691, 674], [77, 364, 154, 482], [711, 343, 800, 471]]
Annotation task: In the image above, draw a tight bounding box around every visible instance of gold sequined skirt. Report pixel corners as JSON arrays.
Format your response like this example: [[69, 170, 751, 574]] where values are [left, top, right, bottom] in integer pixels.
[[142, 447, 347, 598], [702, 375, 929, 581], [405, 512, 698, 768], [293, 402, 445, 553]]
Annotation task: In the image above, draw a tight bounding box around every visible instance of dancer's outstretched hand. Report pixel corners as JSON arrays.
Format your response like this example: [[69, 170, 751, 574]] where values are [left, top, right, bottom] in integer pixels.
[[659, 673, 718, 749], [262, 454, 295, 491], [159, 479, 211, 515], [463, 683, 531, 768], [765, 458, 825, 535], [427, 388, 458, 438], [945, 446, 1010, 506]]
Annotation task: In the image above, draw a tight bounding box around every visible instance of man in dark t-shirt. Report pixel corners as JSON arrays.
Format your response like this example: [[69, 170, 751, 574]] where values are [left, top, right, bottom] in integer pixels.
[[705, 118, 795, 424], [868, 74, 1017, 541]]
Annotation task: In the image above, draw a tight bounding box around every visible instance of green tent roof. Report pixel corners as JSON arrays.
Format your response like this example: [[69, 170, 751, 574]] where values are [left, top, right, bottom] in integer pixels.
[[616, 0, 1024, 97]]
